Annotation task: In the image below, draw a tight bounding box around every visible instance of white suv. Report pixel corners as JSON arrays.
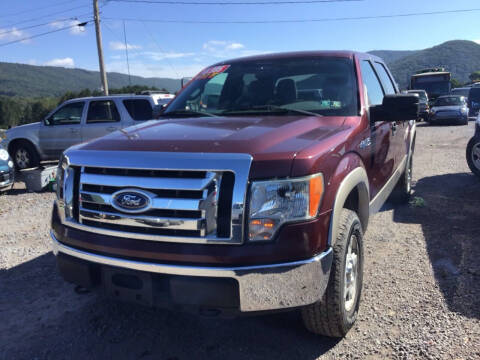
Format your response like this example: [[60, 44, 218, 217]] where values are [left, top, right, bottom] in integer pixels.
[[5, 94, 168, 169]]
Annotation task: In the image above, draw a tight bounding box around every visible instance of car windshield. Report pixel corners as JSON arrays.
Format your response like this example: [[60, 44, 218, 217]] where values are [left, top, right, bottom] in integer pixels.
[[451, 88, 470, 97], [434, 96, 464, 106], [412, 81, 450, 97], [163, 57, 358, 117]]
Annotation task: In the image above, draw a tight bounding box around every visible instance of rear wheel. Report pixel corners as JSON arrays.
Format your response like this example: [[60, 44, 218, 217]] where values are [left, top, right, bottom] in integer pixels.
[[11, 141, 39, 170], [466, 137, 480, 177], [301, 209, 363, 338]]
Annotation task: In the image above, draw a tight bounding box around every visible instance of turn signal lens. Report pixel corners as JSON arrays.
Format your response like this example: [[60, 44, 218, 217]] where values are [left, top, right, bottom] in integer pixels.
[[309, 175, 324, 217]]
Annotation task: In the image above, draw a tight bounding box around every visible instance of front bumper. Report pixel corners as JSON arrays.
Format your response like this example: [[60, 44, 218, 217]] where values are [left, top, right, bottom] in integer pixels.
[[51, 231, 333, 312], [0, 168, 14, 189]]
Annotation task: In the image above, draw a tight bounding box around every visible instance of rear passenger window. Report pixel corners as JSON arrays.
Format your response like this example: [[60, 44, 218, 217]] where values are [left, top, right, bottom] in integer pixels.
[[360, 61, 385, 106], [123, 99, 153, 121], [87, 100, 120, 123], [374, 62, 396, 95]]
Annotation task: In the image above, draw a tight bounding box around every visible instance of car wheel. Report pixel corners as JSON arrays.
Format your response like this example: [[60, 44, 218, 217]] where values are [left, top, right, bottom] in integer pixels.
[[466, 137, 480, 177], [301, 209, 363, 338], [12, 142, 39, 170]]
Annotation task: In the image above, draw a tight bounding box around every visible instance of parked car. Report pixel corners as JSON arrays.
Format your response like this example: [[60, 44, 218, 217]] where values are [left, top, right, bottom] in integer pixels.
[[467, 86, 480, 117], [0, 145, 14, 191], [428, 95, 468, 125], [4, 94, 162, 169], [406, 89, 429, 121], [466, 115, 480, 177], [51, 51, 417, 338]]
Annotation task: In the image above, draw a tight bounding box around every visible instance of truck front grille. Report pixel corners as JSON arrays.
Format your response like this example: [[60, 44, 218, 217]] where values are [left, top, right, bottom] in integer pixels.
[[77, 167, 232, 241], [58, 151, 252, 245]]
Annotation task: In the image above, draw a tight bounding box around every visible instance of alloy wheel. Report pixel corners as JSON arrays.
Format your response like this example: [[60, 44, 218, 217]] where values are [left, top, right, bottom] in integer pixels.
[[15, 148, 30, 169], [344, 234, 359, 312]]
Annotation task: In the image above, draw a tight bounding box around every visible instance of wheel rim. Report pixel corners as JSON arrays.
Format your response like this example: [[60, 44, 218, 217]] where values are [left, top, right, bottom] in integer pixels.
[[472, 142, 480, 170], [15, 148, 30, 169], [344, 234, 359, 312]]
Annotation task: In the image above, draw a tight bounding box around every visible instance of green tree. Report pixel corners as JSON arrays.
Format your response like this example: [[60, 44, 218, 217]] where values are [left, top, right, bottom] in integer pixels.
[[451, 78, 463, 88], [469, 71, 480, 82]]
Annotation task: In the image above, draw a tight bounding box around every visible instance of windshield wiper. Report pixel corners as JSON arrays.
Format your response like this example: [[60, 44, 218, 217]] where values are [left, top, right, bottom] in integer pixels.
[[162, 109, 218, 118], [222, 105, 321, 117]]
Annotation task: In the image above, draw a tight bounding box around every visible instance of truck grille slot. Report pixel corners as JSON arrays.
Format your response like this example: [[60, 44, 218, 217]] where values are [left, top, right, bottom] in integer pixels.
[[77, 166, 234, 242]]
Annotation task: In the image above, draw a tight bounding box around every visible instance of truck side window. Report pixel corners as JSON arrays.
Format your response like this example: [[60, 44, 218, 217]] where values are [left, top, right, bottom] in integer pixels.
[[46, 102, 84, 126], [373, 62, 396, 95], [123, 99, 153, 121], [360, 61, 385, 106], [87, 100, 120, 123]]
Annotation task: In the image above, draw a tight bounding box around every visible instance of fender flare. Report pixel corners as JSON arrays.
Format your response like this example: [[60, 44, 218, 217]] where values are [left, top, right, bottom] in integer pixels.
[[7, 137, 42, 160], [327, 166, 370, 246]]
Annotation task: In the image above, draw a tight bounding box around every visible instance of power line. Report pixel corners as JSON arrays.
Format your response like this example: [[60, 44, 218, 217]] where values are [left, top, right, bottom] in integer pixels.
[[0, 20, 92, 48], [0, 14, 92, 37], [109, 0, 362, 4], [3, 5, 92, 28], [106, 7, 480, 24], [0, 0, 77, 19]]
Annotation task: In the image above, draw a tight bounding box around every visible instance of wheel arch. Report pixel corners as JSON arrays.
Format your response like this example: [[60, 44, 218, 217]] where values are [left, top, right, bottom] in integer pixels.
[[328, 166, 370, 247]]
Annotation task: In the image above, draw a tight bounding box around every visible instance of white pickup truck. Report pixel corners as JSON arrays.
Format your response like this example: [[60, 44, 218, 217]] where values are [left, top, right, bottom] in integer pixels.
[[4, 93, 174, 169]]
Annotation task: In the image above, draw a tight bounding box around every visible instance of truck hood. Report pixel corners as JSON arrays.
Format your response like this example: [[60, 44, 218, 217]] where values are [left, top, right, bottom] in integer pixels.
[[79, 116, 348, 178]]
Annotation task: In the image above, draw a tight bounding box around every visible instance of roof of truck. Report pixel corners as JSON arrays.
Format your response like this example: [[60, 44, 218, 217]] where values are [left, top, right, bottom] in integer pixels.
[[213, 50, 382, 65]]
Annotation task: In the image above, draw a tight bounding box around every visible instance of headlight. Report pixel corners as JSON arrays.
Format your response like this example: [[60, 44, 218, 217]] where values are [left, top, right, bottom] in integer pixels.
[[247, 174, 324, 242], [56, 154, 69, 201], [0, 149, 9, 161], [461, 107, 467, 113], [8, 160, 13, 168]]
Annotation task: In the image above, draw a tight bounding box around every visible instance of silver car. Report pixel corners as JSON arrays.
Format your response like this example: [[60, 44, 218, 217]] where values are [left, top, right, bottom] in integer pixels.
[[428, 95, 469, 125], [4, 95, 162, 169]]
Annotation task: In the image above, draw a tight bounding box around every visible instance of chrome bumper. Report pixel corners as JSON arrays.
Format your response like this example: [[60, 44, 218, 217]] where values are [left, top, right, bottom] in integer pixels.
[[51, 231, 333, 312]]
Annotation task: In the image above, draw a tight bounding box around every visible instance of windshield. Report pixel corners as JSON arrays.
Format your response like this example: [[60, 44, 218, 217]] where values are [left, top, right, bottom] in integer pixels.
[[164, 57, 358, 117], [434, 96, 465, 107], [412, 81, 450, 97], [451, 88, 470, 97]]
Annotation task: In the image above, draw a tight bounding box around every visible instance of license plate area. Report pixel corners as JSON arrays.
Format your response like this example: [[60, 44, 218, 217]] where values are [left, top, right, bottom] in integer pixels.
[[102, 267, 153, 306]]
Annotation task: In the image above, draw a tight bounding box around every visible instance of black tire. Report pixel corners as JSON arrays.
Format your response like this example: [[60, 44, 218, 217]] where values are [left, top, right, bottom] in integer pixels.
[[301, 209, 364, 338], [11, 141, 39, 170], [466, 137, 480, 177], [390, 155, 413, 204]]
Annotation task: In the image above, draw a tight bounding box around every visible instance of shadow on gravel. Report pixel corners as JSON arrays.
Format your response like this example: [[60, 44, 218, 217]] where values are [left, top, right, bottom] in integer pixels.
[[392, 172, 480, 320], [0, 252, 339, 359]]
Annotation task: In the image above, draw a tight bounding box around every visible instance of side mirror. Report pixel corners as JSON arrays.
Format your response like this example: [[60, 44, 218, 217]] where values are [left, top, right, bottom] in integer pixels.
[[181, 77, 193, 88], [370, 94, 419, 122], [152, 104, 167, 118]]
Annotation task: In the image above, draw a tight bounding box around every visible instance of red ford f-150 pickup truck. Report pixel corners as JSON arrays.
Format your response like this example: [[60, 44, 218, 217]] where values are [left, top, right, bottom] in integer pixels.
[[51, 51, 417, 337]]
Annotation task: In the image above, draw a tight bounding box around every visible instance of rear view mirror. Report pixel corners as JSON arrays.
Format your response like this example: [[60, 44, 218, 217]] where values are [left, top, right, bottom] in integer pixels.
[[371, 94, 419, 122]]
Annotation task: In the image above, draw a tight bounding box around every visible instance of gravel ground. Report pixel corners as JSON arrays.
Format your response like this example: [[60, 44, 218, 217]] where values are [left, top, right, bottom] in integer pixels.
[[1, 122, 479, 360]]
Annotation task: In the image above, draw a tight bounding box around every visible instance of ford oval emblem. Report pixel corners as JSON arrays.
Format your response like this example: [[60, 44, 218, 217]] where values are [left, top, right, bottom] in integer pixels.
[[111, 189, 152, 214]]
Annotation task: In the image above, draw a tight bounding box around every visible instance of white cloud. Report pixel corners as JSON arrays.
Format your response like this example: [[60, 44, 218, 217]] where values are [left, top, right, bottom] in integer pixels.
[[226, 42, 245, 50], [109, 41, 142, 51], [44, 57, 75, 68], [106, 60, 205, 79], [474, 39, 480, 45], [49, 20, 87, 35], [0, 27, 28, 42]]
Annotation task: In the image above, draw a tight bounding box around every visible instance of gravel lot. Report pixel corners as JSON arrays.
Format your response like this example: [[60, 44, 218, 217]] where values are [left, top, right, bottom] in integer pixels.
[[1, 122, 479, 360]]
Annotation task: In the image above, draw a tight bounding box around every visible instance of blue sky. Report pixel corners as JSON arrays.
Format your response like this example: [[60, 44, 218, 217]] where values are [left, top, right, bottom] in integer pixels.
[[1, 0, 480, 79]]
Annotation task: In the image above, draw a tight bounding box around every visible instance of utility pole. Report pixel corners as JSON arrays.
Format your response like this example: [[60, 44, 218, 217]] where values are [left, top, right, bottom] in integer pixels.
[[93, 0, 109, 95]]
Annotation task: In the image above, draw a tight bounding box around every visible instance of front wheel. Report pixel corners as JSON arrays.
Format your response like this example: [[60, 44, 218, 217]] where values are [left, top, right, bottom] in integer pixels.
[[12, 142, 39, 170], [466, 137, 480, 177], [301, 209, 364, 338]]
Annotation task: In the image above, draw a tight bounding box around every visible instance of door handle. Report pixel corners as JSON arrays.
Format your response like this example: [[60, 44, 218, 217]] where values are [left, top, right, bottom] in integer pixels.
[[70, 128, 79, 134], [107, 126, 118, 132], [391, 122, 397, 136]]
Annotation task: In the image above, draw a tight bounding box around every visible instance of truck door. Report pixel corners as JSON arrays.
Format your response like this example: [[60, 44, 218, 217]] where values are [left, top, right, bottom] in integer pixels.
[[81, 99, 121, 142], [39, 101, 85, 159], [373, 61, 409, 170], [360, 60, 397, 199]]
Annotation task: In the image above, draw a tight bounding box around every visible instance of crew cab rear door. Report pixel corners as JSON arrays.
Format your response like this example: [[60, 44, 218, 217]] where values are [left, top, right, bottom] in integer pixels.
[[81, 99, 122, 142], [360, 60, 398, 198], [372, 61, 408, 169]]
